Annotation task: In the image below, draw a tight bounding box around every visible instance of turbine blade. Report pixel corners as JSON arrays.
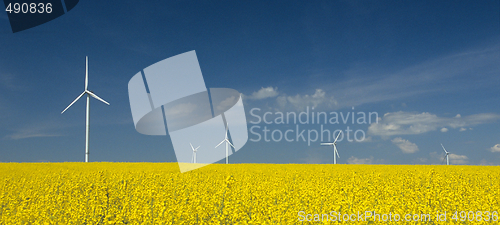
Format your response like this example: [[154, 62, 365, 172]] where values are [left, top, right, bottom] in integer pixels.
[[61, 91, 86, 114], [334, 145, 340, 158], [321, 143, 333, 145], [86, 91, 110, 105], [190, 143, 194, 151], [225, 122, 229, 138], [195, 146, 200, 151], [441, 143, 448, 153], [215, 140, 225, 148], [85, 56, 88, 90], [228, 140, 235, 148], [334, 131, 342, 143], [442, 156, 446, 164]]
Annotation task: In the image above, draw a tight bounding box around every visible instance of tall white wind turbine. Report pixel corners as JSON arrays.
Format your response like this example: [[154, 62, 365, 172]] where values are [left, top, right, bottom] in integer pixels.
[[441, 143, 451, 165], [215, 123, 235, 164], [190, 143, 200, 163], [61, 56, 110, 162], [321, 131, 342, 164]]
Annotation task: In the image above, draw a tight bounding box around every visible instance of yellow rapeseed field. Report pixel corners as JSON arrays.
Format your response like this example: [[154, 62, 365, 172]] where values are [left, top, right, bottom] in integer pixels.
[[0, 163, 498, 224]]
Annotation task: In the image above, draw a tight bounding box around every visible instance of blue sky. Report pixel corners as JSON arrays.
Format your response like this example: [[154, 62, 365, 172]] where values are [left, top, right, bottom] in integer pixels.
[[0, 0, 499, 165]]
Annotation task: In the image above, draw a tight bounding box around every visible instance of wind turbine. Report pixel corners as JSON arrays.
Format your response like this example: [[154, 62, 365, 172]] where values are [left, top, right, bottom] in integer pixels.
[[61, 56, 110, 162], [190, 143, 200, 163], [215, 123, 235, 164], [441, 143, 451, 165], [321, 131, 342, 164]]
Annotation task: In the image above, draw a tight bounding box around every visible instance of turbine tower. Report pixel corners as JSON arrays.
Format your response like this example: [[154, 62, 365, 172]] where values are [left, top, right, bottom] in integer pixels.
[[441, 143, 451, 165], [61, 56, 110, 162], [215, 122, 235, 164], [190, 143, 200, 163], [321, 131, 342, 164]]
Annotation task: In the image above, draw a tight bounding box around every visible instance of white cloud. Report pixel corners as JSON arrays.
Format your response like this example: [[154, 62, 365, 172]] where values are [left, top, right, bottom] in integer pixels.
[[276, 95, 287, 108], [489, 144, 500, 153], [440, 128, 448, 132], [6, 131, 60, 140], [277, 89, 338, 111], [245, 88, 338, 111], [429, 151, 469, 165], [243, 44, 499, 112], [164, 103, 197, 116], [368, 111, 500, 137], [480, 159, 499, 166], [449, 154, 468, 165], [459, 127, 467, 132], [5, 122, 63, 140], [416, 157, 428, 163], [216, 96, 236, 111], [246, 87, 279, 100], [358, 136, 373, 142], [429, 151, 468, 165], [347, 156, 374, 164], [391, 137, 419, 153]]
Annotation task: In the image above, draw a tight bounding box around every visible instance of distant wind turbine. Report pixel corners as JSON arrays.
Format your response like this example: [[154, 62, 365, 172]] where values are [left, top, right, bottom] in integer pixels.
[[61, 56, 110, 162], [215, 123, 235, 164], [441, 143, 451, 165], [190, 143, 200, 163], [321, 131, 342, 164]]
